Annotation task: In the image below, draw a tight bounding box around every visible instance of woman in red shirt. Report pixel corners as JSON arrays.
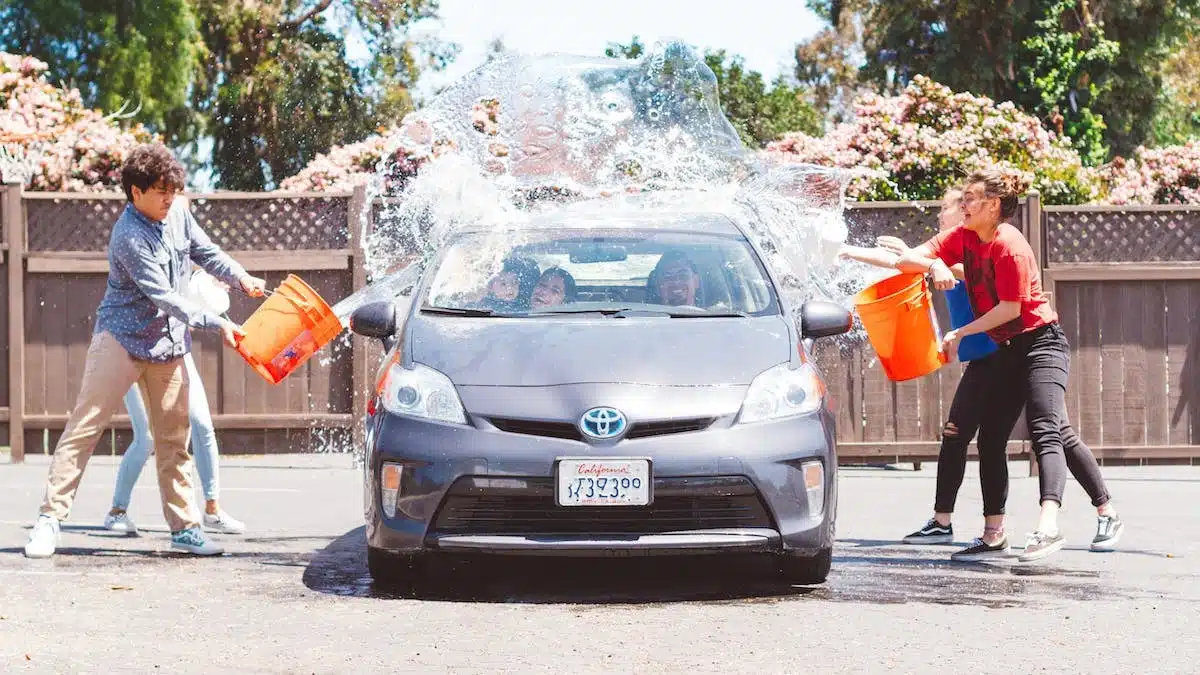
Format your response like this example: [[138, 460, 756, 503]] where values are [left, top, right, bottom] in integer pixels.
[[898, 169, 1122, 563]]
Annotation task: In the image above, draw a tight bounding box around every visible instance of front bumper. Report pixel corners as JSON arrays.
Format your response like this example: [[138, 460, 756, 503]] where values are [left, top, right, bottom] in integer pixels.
[[364, 406, 837, 558]]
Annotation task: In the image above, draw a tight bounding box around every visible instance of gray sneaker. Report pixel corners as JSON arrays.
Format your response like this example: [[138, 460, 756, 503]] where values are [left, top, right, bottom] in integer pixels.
[[170, 527, 224, 556], [1018, 531, 1066, 562], [1090, 515, 1123, 552], [104, 511, 139, 535]]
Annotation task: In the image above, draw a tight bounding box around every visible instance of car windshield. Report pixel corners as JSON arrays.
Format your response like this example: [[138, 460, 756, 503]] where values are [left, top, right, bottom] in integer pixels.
[[423, 227, 779, 317]]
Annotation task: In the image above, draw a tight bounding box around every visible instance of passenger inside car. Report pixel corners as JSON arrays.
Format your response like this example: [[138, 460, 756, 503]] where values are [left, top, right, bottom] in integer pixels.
[[480, 257, 541, 311], [646, 250, 703, 307], [530, 267, 578, 310]]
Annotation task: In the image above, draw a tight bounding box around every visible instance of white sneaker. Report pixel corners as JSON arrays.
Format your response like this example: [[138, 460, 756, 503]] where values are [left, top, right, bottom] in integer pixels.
[[24, 515, 60, 558], [104, 511, 139, 535], [202, 510, 246, 535]]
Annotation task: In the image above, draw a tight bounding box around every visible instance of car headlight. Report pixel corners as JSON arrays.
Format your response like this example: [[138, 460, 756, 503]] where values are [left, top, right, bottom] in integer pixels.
[[736, 362, 824, 425], [380, 362, 468, 424]]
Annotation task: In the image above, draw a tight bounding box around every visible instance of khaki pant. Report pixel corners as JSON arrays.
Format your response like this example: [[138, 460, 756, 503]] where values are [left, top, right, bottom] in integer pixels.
[[39, 331, 198, 532]]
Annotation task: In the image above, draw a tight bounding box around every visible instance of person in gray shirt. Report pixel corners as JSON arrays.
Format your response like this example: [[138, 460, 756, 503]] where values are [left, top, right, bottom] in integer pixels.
[[24, 143, 265, 559]]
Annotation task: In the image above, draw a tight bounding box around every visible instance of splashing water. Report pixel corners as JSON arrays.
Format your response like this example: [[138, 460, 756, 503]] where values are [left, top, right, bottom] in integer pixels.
[[319, 40, 890, 454], [360, 41, 881, 314]]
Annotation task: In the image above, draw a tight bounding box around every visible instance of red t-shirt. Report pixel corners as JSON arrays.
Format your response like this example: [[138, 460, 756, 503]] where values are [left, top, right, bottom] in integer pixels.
[[924, 223, 1057, 343]]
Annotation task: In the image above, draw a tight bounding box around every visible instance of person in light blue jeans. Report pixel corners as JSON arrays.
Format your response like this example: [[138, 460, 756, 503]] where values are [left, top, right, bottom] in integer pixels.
[[105, 271, 246, 535]]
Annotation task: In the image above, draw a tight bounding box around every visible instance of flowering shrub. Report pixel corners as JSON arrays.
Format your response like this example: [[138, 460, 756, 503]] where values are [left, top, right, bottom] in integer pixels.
[[1096, 141, 1200, 205], [0, 52, 154, 191], [278, 99, 503, 194], [762, 75, 1100, 205], [284, 70, 1200, 206]]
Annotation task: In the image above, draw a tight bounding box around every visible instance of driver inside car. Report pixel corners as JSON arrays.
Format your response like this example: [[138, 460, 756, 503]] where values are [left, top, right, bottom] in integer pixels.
[[648, 250, 702, 307]]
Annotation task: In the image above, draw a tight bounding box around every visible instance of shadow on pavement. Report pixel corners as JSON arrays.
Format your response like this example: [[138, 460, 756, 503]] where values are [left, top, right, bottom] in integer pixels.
[[301, 528, 1137, 607]]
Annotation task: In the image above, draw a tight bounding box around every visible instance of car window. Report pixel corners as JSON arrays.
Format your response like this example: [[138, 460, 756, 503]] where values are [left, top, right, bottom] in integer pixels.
[[423, 227, 780, 317]]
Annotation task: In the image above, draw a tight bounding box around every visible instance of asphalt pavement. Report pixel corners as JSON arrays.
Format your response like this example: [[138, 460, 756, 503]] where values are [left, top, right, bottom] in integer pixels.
[[0, 453, 1196, 674]]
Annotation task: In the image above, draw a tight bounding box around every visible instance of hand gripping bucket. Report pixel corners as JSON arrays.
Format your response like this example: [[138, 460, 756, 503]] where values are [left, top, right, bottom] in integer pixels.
[[235, 274, 344, 385], [852, 272, 947, 382]]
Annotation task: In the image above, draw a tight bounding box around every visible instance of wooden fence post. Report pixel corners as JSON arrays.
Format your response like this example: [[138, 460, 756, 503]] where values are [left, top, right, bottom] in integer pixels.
[[348, 185, 369, 452], [1025, 191, 1044, 478], [2, 184, 26, 463]]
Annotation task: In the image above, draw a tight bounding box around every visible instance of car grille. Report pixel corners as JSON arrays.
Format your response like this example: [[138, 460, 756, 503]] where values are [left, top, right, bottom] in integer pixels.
[[487, 416, 715, 442], [430, 476, 774, 536]]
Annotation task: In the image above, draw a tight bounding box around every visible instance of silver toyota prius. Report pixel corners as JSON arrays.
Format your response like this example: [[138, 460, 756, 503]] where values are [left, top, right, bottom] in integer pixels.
[[349, 195, 853, 587]]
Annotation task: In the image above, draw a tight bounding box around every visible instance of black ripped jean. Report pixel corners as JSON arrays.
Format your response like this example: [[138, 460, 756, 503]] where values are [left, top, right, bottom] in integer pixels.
[[935, 323, 1112, 516], [974, 323, 1112, 515]]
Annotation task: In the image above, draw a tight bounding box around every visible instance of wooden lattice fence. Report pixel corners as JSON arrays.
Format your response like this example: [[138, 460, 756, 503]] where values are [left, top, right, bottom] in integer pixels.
[[1, 185, 1197, 466]]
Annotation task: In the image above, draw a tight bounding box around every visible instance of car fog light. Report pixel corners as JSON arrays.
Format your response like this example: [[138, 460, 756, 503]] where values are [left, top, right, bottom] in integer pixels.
[[801, 460, 824, 516], [381, 462, 403, 518], [396, 386, 420, 408]]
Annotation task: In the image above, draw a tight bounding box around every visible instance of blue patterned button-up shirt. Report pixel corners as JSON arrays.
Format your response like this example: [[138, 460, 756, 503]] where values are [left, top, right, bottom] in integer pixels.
[[95, 200, 247, 362]]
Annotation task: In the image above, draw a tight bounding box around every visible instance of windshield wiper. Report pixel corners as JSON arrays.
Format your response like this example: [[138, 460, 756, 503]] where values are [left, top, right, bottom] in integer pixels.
[[421, 306, 514, 317], [530, 307, 638, 316], [667, 311, 751, 318], [530, 307, 751, 318]]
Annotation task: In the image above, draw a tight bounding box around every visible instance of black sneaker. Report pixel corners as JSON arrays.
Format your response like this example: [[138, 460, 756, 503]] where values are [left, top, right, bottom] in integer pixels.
[[1018, 531, 1066, 562], [1090, 515, 1123, 552], [902, 518, 954, 545], [951, 537, 1011, 561]]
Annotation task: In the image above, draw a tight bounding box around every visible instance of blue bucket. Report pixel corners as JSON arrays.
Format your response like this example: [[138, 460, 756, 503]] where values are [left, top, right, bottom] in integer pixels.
[[944, 282, 999, 362]]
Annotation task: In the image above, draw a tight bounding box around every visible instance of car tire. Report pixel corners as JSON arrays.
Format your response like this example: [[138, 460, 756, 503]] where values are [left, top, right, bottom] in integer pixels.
[[367, 547, 424, 589], [777, 548, 832, 585]]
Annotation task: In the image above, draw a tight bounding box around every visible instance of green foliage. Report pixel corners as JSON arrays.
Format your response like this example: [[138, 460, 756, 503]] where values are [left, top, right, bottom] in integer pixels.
[[192, 0, 454, 190], [1150, 30, 1200, 145], [0, 0, 204, 145], [807, 0, 1200, 160], [3, 0, 454, 190], [605, 36, 822, 147], [703, 51, 822, 146], [1018, 0, 1118, 165]]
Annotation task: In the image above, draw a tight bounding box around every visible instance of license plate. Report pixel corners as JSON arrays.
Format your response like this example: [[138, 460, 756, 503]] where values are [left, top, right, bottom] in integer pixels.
[[555, 458, 652, 506]]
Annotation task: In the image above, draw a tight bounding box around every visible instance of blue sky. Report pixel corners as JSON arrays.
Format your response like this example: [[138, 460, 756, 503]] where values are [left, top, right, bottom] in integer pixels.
[[408, 0, 826, 98]]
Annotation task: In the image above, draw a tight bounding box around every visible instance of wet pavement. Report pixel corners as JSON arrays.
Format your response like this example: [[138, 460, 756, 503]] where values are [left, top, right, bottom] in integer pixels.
[[1, 454, 1195, 673]]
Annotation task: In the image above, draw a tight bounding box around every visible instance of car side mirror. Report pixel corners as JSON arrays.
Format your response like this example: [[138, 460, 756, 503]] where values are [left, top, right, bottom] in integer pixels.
[[350, 301, 398, 342], [800, 301, 853, 339]]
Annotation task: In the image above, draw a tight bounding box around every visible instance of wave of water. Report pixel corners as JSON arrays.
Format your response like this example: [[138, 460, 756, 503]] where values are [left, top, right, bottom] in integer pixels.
[[356, 41, 886, 323], [316, 40, 893, 454]]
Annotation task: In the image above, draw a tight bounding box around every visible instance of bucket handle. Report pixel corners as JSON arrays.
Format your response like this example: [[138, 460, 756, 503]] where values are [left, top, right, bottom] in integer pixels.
[[273, 287, 327, 325]]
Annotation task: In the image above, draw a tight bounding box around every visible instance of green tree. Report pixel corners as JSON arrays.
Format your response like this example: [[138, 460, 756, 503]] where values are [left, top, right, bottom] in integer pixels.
[[192, 0, 457, 190], [606, 36, 822, 147], [804, 0, 1200, 160], [793, 1, 866, 123], [1150, 27, 1200, 144], [3, 0, 456, 190], [0, 0, 205, 144]]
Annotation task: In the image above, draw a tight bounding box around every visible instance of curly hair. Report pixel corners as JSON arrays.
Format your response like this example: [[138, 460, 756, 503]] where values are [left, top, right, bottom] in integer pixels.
[[121, 143, 186, 201], [965, 167, 1031, 220]]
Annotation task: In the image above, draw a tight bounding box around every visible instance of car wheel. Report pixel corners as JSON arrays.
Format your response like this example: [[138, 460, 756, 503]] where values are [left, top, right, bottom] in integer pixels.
[[777, 548, 832, 585], [367, 547, 424, 589]]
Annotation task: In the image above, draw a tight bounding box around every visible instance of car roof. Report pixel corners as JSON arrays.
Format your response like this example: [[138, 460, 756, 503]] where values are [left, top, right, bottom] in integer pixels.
[[457, 190, 748, 238]]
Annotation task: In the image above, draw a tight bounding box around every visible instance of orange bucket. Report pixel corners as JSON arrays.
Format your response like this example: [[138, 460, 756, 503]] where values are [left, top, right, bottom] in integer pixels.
[[235, 274, 344, 385], [852, 272, 948, 382]]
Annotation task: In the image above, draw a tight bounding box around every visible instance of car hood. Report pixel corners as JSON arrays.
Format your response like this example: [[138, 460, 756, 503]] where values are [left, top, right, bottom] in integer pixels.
[[407, 314, 793, 387]]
